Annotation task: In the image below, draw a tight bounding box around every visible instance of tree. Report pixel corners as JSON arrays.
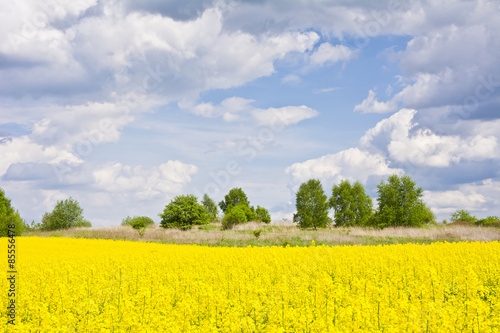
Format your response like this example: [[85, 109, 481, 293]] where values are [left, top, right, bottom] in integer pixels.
[[255, 206, 271, 223], [221, 204, 248, 229], [41, 197, 91, 231], [0, 188, 24, 237], [201, 194, 219, 222], [159, 195, 209, 230], [373, 174, 432, 228], [293, 179, 331, 229], [330, 180, 373, 227], [121, 216, 155, 227], [450, 209, 477, 223], [218, 188, 250, 213]]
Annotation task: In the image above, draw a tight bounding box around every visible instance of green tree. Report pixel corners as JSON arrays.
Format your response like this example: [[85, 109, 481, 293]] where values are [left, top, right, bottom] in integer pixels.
[[255, 206, 271, 223], [41, 197, 91, 230], [218, 188, 250, 213], [221, 204, 248, 229], [159, 195, 209, 230], [373, 174, 432, 228], [0, 188, 24, 237], [330, 180, 373, 227], [121, 216, 155, 227], [293, 179, 331, 229], [201, 194, 219, 222], [450, 209, 477, 223]]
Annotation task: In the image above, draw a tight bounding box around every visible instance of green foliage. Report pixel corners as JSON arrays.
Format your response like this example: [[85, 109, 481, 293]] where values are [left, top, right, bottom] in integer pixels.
[[41, 197, 91, 231], [372, 174, 432, 228], [253, 229, 263, 239], [293, 179, 331, 229], [255, 206, 271, 223], [221, 204, 248, 229], [0, 188, 24, 237], [218, 188, 250, 213], [121, 216, 155, 227], [159, 195, 209, 230], [23, 220, 42, 231], [450, 209, 477, 223], [475, 216, 500, 226], [330, 179, 373, 227], [202, 194, 219, 222]]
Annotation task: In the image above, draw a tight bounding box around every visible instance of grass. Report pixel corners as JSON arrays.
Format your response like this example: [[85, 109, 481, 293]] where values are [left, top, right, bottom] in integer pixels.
[[23, 221, 500, 247]]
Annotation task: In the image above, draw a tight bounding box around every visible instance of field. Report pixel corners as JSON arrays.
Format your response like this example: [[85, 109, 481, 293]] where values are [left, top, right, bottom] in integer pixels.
[[2, 237, 500, 332], [24, 222, 500, 247]]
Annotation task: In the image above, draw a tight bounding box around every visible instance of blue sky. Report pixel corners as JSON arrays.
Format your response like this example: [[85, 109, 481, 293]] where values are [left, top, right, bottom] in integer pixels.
[[1, 0, 499, 226]]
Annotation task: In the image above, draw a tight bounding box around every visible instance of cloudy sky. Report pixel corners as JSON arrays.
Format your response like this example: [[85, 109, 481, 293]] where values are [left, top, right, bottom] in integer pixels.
[[1, 0, 499, 226]]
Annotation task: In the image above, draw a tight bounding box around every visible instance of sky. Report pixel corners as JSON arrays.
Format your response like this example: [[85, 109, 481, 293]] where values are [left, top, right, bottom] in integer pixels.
[[0, 0, 499, 226]]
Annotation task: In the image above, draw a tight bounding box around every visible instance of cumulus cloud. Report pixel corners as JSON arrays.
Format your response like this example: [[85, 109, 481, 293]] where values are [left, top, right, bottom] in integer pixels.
[[354, 89, 398, 113], [285, 147, 402, 187], [93, 160, 198, 200], [424, 179, 500, 216], [309, 43, 355, 65], [360, 109, 499, 168]]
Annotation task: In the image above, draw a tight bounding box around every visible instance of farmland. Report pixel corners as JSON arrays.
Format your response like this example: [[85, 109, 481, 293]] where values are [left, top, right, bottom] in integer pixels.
[[2, 237, 499, 332]]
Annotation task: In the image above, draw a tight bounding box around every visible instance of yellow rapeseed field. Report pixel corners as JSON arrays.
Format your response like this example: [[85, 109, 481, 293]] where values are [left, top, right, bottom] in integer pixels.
[[2, 237, 499, 332]]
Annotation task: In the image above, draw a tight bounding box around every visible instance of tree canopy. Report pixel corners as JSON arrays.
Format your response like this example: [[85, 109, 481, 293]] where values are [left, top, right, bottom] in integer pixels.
[[159, 195, 209, 230], [41, 197, 91, 231], [293, 179, 331, 229], [372, 174, 434, 228], [330, 180, 373, 227]]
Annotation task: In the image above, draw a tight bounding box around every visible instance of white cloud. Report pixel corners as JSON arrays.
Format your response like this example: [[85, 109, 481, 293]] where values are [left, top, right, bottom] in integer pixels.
[[309, 43, 355, 65], [181, 98, 319, 127], [93, 161, 198, 200], [354, 89, 398, 113], [0, 136, 81, 176], [424, 179, 500, 217], [285, 147, 402, 187], [252, 105, 318, 127], [281, 74, 301, 85], [360, 108, 499, 167]]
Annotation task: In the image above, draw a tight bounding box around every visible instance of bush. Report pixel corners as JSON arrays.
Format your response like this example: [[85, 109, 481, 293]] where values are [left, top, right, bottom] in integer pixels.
[[201, 194, 219, 222], [293, 179, 331, 229], [0, 188, 24, 237], [122, 216, 155, 227], [159, 195, 209, 230], [330, 180, 373, 227], [255, 206, 271, 223], [222, 204, 248, 229], [450, 209, 477, 223], [41, 197, 91, 231], [475, 216, 500, 226], [371, 174, 432, 228]]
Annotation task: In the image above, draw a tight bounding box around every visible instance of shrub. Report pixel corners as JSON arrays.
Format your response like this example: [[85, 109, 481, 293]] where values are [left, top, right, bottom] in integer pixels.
[[450, 210, 477, 223], [159, 195, 209, 230], [330, 180, 373, 227], [41, 197, 91, 231], [293, 179, 331, 229], [122, 216, 155, 227], [221, 205, 247, 229], [201, 194, 219, 222], [0, 188, 24, 237], [475, 216, 500, 226]]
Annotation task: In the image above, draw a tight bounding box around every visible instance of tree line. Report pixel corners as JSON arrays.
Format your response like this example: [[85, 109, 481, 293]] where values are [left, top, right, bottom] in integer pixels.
[[1, 173, 499, 236], [293, 174, 435, 229]]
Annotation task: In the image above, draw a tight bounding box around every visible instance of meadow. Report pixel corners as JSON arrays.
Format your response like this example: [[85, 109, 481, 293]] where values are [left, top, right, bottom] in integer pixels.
[[2, 237, 499, 332], [24, 222, 500, 247]]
